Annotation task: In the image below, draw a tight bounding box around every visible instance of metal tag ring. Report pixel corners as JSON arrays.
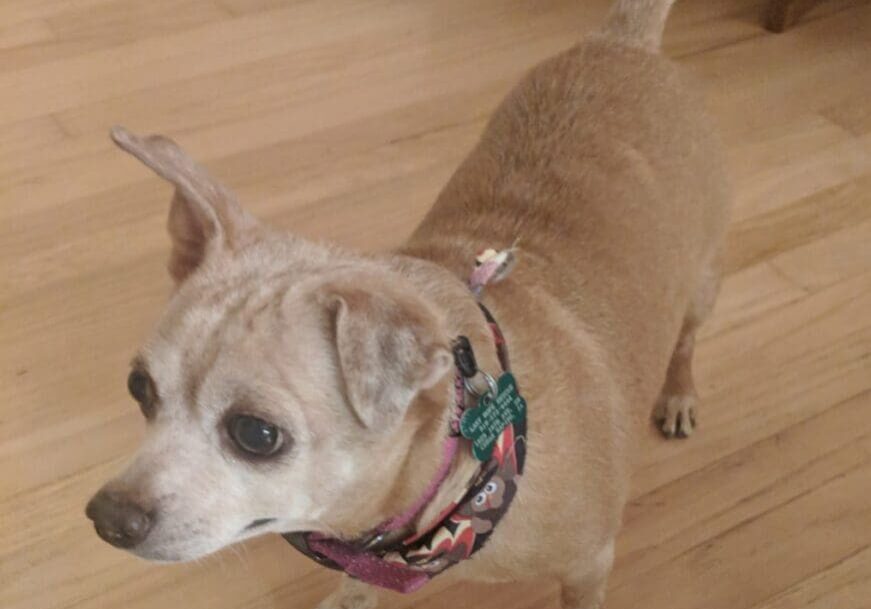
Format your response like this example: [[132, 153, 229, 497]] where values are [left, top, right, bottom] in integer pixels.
[[464, 372, 498, 400]]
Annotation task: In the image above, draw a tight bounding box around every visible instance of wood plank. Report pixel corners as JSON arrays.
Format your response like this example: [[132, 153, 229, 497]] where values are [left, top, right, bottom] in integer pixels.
[[0, 1, 229, 74], [751, 546, 871, 609], [0, 116, 67, 157], [764, 0, 822, 32], [607, 461, 871, 609], [698, 3, 871, 144], [820, 73, 871, 136], [617, 391, 871, 583], [635, 271, 871, 494], [726, 114, 870, 223], [0, 19, 54, 51], [770, 218, 871, 290], [725, 172, 871, 274], [699, 262, 807, 340]]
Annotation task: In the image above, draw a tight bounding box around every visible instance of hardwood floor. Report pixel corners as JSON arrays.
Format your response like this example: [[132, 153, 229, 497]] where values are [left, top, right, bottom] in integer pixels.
[[1, 1, 869, 608]]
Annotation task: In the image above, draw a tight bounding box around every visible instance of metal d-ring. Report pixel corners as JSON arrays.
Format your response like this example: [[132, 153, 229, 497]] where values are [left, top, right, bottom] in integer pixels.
[[464, 371, 498, 401]]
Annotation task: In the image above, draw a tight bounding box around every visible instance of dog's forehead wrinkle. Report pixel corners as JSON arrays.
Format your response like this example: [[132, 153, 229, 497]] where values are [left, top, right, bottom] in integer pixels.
[[149, 272, 285, 410], [178, 284, 270, 408], [187, 232, 346, 289]]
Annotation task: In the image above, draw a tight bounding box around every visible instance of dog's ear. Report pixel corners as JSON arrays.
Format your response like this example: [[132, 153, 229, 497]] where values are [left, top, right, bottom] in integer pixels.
[[319, 277, 453, 430], [110, 126, 260, 283]]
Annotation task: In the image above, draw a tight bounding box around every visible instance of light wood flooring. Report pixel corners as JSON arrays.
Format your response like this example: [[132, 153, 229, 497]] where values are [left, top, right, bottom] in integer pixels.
[[1, 1, 870, 608]]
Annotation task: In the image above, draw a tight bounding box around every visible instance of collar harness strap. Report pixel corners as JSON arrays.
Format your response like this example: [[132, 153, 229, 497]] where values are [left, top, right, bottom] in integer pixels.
[[284, 246, 526, 593]]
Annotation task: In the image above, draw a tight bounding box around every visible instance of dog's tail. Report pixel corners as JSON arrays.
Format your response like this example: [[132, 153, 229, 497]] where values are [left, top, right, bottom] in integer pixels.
[[601, 0, 677, 51]]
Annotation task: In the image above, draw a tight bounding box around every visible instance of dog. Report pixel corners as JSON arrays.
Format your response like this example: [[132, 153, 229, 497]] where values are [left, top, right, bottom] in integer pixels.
[[85, 0, 730, 607]]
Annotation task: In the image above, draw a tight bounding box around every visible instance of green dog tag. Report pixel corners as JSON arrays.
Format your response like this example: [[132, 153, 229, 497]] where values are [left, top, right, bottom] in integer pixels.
[[460, 372, 526, 461]]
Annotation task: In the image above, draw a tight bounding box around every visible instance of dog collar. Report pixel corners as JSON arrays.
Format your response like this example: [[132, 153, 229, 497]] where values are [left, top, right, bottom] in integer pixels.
[[283, 248, 527, 593]]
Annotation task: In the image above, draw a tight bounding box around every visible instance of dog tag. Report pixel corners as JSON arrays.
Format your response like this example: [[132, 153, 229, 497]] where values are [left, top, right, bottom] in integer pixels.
[[459, 373, 526, 461]]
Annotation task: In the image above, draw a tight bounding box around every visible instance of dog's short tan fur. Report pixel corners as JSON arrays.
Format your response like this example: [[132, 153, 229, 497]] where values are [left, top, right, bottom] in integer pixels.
[[87, 2, 730, 607]]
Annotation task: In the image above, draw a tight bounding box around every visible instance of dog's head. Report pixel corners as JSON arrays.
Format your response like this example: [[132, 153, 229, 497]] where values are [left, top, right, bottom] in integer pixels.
[[85, 128, 453, 562]]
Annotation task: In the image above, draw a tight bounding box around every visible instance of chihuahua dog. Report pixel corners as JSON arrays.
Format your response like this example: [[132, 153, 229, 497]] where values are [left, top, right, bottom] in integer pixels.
[[86, 0, 730, 607]]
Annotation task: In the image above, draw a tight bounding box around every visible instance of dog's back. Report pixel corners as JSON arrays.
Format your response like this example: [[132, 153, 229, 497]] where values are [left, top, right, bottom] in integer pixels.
[[406, 0, 729, 423], [403, 0, 730, 587]]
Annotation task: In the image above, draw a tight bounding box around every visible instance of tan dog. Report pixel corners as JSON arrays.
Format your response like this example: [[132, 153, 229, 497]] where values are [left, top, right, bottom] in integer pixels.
[[85, 0, 730, 607]]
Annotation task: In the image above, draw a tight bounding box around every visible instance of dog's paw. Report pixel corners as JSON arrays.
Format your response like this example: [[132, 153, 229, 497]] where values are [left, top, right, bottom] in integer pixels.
[[653, 394, 697, 439]]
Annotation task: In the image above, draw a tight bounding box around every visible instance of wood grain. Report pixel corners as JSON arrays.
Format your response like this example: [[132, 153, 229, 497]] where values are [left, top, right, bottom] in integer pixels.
[[764, 0, 821, 31], [1, 1, 869, 608]]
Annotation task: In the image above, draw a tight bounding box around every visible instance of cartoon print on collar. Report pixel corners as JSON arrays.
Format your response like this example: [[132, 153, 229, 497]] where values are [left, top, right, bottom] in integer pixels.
[[402, 417, 526, 573], [463, 451, 518, 536], [284, 404, 527, 593]]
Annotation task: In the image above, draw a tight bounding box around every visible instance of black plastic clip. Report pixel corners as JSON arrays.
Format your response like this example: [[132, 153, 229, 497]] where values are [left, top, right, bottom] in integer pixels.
[[451, 336, 478, 379]]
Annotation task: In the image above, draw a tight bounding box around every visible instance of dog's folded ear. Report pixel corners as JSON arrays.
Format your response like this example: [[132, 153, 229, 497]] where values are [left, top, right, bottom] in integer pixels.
[[110, 126, 260, 284], [318, 276, 453, 430]]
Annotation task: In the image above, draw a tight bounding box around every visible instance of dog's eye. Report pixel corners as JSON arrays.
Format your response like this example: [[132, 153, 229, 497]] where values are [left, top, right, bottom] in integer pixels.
[[127, 368, 156, 417], [228, 415, 283, 457]]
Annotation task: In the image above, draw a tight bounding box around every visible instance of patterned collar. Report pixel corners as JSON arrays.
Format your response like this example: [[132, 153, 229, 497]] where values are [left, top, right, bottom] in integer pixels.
[[283, 248, 526, 593]]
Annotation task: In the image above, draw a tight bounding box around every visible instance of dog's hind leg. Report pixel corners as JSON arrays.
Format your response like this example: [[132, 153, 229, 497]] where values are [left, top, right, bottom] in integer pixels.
[[653, 256, 722, 438], [653, 318, 699, 438]]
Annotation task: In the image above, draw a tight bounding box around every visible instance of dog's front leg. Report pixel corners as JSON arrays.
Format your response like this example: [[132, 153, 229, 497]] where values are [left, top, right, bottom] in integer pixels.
[[559, 541, 615, 609], [316, 575, 378, 609]]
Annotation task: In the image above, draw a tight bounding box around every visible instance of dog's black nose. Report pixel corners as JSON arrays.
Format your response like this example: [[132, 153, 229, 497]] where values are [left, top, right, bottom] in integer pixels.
[[86, 491, 153, 549]]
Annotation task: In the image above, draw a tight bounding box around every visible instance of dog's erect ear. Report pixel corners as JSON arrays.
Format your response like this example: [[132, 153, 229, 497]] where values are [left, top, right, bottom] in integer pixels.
[[110, 126, 259, 283], [319, 277, 453, 430]]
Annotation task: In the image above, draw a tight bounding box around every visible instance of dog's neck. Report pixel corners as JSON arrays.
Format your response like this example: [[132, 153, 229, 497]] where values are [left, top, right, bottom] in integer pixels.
[[325, 250, 502, 540]]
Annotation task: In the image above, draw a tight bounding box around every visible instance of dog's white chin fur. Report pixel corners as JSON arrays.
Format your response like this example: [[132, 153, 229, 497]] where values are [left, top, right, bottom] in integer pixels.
[[127, 535, 228, 563], [129, 517, 325, 563]]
